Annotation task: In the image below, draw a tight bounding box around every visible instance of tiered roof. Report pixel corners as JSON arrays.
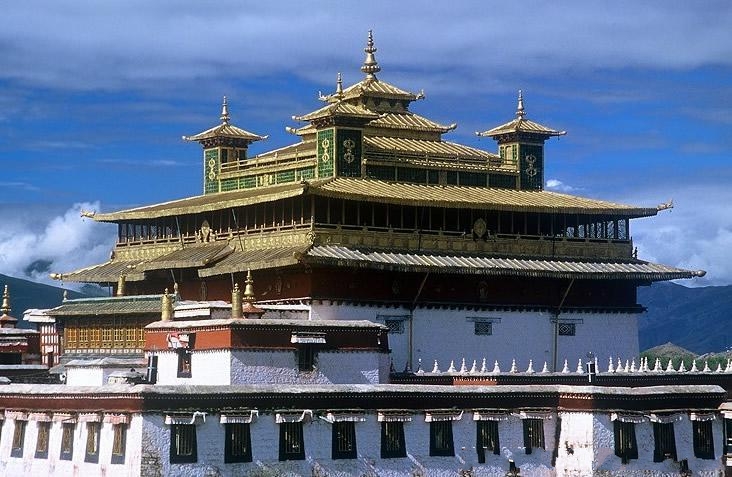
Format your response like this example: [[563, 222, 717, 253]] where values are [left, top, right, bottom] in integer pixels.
[[183, 96, 267, 144], [476, 90, 566, 139]]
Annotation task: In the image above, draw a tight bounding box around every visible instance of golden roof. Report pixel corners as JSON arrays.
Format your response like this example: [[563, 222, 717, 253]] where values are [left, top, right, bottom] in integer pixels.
[[183, 97, 267, 143], [368, 112, 456, 134], [365, 136, 499, 162], [293, 101, 380, 122], [476, 91, 565, 138], [93, 177, 657, 222]]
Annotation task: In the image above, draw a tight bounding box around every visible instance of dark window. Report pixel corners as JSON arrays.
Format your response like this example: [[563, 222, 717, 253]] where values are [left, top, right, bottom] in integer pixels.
[[477, 420, 500, 462], [279, 422, 305, 461], [11, 420, 26, 457], [177, 350, 192, 378], [84, 422, 101, 463], [332, 421, 357, 459], [693, 420, 715, 459], [652, 422, 677, 462], [381, 421, 406, 458], [523, 419, 545, 454], [614, 421, 638, 463], [35, 422, 51, 459], [224, 423, 252, 463], [558, 323, 576, 336], [385, 319, 404, 334], [429, 421, 455, 456], [60, 423, 75, 460], [111, 424, 127, 464], [170, 424, 197, 463], [474, 321, 492, 336], [297, 346, 317, 372], [725, 418, 732, 455]]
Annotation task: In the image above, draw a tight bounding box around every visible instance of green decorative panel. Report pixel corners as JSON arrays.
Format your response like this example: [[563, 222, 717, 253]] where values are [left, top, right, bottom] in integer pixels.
[[458, 172, 487, 187], [489, 174, 517, 189], [276, 170, 296, 183], [204, 149, 219, 194], [396, 167, 427, 184], [519, 145, 543, 190], [366, 165, 396, 181], [220, 178, 238, 192], [241, 176, 256, 189], [336, 129, 363, 177], [317, 129, 335, 178], [297, 167, 315, 181]]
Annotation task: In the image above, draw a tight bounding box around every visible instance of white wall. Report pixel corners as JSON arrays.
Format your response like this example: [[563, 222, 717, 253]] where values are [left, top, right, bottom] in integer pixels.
[[66, 366, 146, 386], [311, 303, 640, 372]]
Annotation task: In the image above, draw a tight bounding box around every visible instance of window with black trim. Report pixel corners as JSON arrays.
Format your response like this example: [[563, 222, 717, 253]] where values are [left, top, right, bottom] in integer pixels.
[[474, 321, 493, 336], [429, 421, 454, 456], [35, 422, 51, 459], [111, 424, 127, 464], [558, 323, 576, 336], [11, 420, 26, 457], [725, 418, 732, 455], [60, 423, 75, 460], [224, 423, 252, 463], [85, 422, 101, 463], [652, 422, 676, 462], [381, 421, 406, 458], [523, 419, 545, 454], [279, 421, 305, 461], [332, 421, 357, 459], [693, 420, 715, 459], [477, 420, 500, 462], [170, 424, 197, 463], [613, 421, 638, 464], [297, 345, 317, 372], [177, 349, 192, 378], [385, 319, 404, 334]]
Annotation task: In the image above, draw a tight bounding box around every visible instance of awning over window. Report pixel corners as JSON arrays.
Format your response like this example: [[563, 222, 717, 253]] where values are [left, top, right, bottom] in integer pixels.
[[611, 412, 646, 424], [321, 412, 367, 423], [28, 412, 52, 422], [290, 332, 326, 344], [275, 410, 312, 424], [648, 413, 684, 424], [220, 410, 258, 424], [690, 412, 717, 422], [516, 410, 553, 420], [377, 411, 412, 422], [473, 410, 510, 421], [104, 413, 130, 425], [52, 413, 77, 423], [78, 413, 103, 423], [165, 412, 206, 425], [425, 410, 463, 422], [5, 410, 28, 421]]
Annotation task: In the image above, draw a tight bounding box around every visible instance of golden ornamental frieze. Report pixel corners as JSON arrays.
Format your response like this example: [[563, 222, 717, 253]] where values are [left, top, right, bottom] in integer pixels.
[[113, 243, 181, 261], [237, 229, 312, 251]]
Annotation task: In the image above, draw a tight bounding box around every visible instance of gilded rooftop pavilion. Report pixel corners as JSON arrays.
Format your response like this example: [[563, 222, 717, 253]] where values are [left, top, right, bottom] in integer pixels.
[[54, 31, 702, 329]]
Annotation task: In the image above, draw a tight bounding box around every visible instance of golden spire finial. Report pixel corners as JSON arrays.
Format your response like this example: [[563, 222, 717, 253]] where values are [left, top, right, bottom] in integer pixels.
[[361, 30, 381, 80], [116, 275, 126, 297], [336, 72, 344, 97], [243, 269, 255, 303], [161, 288, 173, 322], [516, 90, 525, 119], [231, 283, 243, 319], [220, 96, 230, 124], [1, 285, 10, 316]]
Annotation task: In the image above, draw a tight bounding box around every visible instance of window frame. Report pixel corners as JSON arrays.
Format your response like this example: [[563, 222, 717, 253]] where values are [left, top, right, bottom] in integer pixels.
[[170, 424, 198, 464], [473, 321, 493, 336], [177, 349, 192, 378], [224, 423, 252, 463], [332, 421, 357, 460], [11, 420, 27, 458], [279, 421, 305, 461], [111, 423, 127, 464], [60, 422, 75, 461], [84, 422, 101, 463], [693, 420, 715, 460], [652, 421, 677, 462], [523, 418, 545, 455], [380, 421, 406, 458], [429, 420, 455, 457], [297, 345, 317, 372], [613, 420, 638, 464], [34, 421, 51, 459], [477, 420, 500, 462]]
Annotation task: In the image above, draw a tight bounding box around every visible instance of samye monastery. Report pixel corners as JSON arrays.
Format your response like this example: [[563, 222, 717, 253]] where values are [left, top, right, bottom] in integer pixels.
[[1, 31, 729, 477]]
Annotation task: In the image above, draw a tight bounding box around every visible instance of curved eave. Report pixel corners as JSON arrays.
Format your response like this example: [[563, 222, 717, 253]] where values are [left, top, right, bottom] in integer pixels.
[[325, 79, 420, 103], [294, 103, 380, 122], [183, 123, 267, 142], [477, 118, 566, 138]]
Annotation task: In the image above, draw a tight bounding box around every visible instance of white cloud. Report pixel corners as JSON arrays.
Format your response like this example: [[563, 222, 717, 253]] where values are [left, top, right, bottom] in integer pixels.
[[0, 202, 116, 287], [545, 179, 579, 193]]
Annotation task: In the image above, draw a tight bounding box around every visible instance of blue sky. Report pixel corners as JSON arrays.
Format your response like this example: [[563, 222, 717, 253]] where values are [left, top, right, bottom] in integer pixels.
[[1, 1, 732, 286]]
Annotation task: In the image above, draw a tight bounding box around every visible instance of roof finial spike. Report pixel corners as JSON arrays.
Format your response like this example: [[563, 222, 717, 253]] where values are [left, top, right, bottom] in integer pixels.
[[220, 96, 230, 124], [336, 72, 344, 97], [1, 285, 10, 316], [361, 30, 381, 80], [516, 90, 525, 119]]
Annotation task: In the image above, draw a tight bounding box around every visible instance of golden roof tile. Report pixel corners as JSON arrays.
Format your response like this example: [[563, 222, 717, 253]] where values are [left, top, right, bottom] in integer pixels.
[[476, 91, 565, 138], [368, 112, 456, 133], [183, 97, 267, 143], [294, 101, 380, 122], [364, 136, 498, 161]]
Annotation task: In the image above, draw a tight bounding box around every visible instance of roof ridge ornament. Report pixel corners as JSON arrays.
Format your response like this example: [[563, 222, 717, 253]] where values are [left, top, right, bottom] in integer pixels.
[[360, 30, 381, 80], [336, 72, 344, 98], [1, 285, 10, 316], [516, 90, 525, 119], [220, 96, 230, 124]]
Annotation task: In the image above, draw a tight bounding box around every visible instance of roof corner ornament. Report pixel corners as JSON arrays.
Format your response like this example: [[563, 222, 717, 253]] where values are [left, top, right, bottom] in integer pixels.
[[516, 89, 525, 119], [161, 288, 173, 322], [361, 30, 381, 80], [657, 199, 673, 211], [80, 210, 96, 218], [220, 96, 230, 124], [416, 89, 425, 100]]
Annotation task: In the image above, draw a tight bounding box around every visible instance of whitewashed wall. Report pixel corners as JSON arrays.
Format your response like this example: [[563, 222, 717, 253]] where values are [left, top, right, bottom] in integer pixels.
[[310, 303, 640, 371], [0, 415, 142, 477], [66, 366, 146, 386], [153, 349, 388, 385]]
